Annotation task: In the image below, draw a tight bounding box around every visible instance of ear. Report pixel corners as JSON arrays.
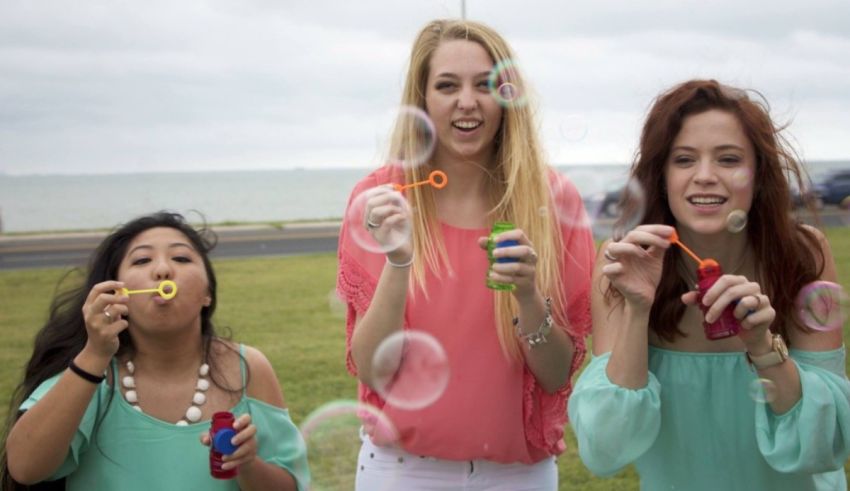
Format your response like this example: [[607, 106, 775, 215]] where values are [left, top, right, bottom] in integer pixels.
[[203, 295, 212, 307]]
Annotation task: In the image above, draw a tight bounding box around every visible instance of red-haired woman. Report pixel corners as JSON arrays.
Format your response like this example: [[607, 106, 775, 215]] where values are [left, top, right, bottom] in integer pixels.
[[568, 80, 850, 490]]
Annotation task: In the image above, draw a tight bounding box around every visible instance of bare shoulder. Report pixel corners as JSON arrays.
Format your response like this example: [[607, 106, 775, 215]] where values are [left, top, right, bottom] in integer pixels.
[[242, 344, 287, 409]]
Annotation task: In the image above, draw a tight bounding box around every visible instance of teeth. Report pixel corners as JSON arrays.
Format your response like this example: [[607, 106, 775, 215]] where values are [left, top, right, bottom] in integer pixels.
[[689, 197, 726, 205], [453, 120, 480, 129]]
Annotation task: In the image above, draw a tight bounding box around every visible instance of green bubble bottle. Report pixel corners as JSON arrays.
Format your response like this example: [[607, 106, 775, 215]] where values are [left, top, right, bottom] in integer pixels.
[[486, 221, 519, 291]]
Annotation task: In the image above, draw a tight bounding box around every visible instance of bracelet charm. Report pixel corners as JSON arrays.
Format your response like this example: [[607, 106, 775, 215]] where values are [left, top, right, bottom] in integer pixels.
[[513, 297, 553, 348]]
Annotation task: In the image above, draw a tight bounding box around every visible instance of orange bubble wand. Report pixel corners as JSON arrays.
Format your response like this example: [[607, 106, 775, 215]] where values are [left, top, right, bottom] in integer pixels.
[[668, 230, 708, 268], [120, 280, 178, 300], [393, 170, 448, 192]]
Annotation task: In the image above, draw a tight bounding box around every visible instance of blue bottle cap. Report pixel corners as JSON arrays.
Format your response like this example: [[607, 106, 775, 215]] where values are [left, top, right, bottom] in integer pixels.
[[495, 239, 520, 263], [213, 428, 238, 455]]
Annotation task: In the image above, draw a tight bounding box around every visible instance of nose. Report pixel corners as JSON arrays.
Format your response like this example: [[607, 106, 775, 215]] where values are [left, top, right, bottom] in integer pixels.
[[693, 159, 718, 185], [152, 256, 173, 280], [457, 84, 477, 111]]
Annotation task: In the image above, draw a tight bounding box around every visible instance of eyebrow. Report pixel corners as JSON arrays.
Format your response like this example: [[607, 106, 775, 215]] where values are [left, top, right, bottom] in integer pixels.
[[434, 71, 492, 79], [671, 144, 746, 152], [127, 242, 196, 255]]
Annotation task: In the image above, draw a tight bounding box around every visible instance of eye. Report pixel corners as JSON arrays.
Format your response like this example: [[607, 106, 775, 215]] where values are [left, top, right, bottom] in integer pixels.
[[173, 256, 193, 263], [672, 155, 695, 166], [718, 155, 742, 166], [435, 81, 455, 91], [131, 257, 150, 266]]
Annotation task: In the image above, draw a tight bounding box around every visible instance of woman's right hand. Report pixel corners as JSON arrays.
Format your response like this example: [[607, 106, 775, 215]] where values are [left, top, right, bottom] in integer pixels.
[[81, 281, 130, 360], [600, 225, 674, 310], [364, 185, 413, 264]]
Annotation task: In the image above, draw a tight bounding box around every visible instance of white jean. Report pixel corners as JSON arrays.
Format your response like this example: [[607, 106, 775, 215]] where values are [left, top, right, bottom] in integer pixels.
[[355, 431, 558, 491]]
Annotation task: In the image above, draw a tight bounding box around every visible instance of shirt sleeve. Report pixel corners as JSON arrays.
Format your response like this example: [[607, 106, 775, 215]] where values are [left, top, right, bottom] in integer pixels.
[[521, 170, 596, 455], [19, 373, 105, 480], [248, 400, 311, 491], [336, 172, 385, 377], [567, 353, 663, 476], [755, 347, 850, 474]]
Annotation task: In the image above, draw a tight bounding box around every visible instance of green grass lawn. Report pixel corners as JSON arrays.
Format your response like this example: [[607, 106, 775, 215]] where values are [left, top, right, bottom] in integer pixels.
[[2, 228, 849, 489]]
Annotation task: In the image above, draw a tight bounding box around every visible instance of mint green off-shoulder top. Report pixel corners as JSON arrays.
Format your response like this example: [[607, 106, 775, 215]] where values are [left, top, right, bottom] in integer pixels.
[[20, 346, 311, 491], [568, 346, 850, 490]]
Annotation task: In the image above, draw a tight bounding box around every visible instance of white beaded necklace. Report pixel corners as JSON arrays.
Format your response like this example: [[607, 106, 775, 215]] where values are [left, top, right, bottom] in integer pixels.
[[121, 360, 210, 426]]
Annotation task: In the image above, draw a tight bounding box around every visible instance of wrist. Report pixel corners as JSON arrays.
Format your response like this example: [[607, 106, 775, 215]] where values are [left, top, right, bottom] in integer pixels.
[[77, 345, 113, 373], [386, 248, 413, 267], [745, 331, 774, 356]]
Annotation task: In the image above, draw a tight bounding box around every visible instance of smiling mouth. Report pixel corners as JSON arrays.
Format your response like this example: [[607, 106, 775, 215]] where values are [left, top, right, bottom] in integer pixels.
[[452, 120, 482, 132], [688, 196, 727, 206]]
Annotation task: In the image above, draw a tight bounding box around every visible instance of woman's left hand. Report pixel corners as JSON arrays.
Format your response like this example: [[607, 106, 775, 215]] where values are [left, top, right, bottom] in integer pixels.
[[681, 274, 776, 348], [200, 413, 259, 472], [477, 228, 539, 300]]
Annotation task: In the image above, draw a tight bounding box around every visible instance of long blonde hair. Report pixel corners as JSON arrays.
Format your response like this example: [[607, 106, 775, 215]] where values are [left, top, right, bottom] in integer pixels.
[[385, 19, 568, 362]]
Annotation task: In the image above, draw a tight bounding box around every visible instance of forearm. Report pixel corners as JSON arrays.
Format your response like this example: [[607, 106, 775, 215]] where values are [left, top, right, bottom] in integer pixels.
[[6, 350, 108, 484], [516, 292, 574, 393], [350, 260, 410, 388], [606, 303, 651, 389], [236, 458, 298, 491], [748, 332, 802, 414]]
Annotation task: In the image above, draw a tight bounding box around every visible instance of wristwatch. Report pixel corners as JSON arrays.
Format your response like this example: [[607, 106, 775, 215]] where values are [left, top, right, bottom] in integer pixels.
[[746, 333, 789, 369]]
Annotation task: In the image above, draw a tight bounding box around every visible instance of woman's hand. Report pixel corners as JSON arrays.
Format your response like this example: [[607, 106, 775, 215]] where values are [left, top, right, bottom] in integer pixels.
[[200, 413, 259, 472], [600, 225, 674, 310], [477, 228, 539, 301], [363, 185, 413, 264], [681, 275, 775, 349], [80, 281, 129, 360]]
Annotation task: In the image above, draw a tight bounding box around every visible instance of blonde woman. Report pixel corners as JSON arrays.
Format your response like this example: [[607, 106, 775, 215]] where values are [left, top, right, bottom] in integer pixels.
[[336, 19, 594, 490]]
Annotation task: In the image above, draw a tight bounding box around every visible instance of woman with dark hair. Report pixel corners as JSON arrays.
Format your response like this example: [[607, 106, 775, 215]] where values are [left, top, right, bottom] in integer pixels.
[[568, 80, 850, 490], [2, 212, 309, 491]]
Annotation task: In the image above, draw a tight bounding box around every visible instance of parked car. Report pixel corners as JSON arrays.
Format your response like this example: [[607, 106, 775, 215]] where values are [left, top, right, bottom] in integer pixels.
[[815, 169, 850, 207]]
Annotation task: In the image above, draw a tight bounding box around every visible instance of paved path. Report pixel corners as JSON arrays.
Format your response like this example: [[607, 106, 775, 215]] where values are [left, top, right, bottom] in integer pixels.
[[1, 208, 846, 271], [0, 223, 340, 270]]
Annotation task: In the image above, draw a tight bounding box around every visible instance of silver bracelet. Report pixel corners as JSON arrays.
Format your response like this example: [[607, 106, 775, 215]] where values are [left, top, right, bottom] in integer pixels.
[[386, 254, 414, 268], [513, 297, 553, 348]]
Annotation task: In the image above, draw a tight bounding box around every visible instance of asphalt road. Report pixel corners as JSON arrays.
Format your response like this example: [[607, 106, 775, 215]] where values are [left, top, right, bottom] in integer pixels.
[[0, 223, 341, 271]]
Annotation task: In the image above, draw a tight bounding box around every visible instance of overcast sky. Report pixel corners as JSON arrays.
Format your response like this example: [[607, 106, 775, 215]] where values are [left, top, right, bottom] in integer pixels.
[[1, 0, 849, 175]]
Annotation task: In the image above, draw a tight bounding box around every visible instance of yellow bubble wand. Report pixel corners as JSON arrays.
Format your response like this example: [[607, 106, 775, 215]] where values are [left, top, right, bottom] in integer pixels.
[[120, 280, 178, 300]]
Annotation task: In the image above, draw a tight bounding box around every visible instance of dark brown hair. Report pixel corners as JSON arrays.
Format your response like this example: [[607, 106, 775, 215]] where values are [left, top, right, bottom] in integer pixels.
[[613, 79, 823, 343]]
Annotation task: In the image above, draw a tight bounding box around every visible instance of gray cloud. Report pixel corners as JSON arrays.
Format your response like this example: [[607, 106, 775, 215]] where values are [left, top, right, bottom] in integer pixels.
[[1, 0, 848, 174]]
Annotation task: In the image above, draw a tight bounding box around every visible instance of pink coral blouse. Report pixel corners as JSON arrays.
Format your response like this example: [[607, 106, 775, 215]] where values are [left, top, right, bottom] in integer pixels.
[[337, 166, 594, 464]]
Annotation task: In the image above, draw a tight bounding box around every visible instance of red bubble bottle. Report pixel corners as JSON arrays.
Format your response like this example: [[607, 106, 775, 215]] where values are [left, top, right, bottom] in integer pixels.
[[695, 259, 742, 340], [210, 411, 239, 479]]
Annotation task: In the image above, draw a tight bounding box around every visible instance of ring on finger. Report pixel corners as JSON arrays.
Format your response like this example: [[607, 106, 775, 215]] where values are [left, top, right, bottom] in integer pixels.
[[603, 249, 617, 262]]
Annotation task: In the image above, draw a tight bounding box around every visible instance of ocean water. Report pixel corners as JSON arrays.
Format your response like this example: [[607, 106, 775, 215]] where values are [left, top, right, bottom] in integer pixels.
[[0, 161, 847, 233]]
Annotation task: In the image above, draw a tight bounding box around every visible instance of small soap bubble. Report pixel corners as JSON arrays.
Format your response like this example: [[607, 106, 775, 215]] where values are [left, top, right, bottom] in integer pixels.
[[559, 114, 589, 142], [749, 378, 777, 404], [327, 289, 347, 319], [344, 186, 413, 255], [730, 168, 753, 190], [488, 59, 528, 109], [372, 330, 450, 410], [609, 178, 647, 238], [376, 105, 437, 170], [726, 209, 748, 233], [795, 281, 849, 332], [300, 400, 399, 491]]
